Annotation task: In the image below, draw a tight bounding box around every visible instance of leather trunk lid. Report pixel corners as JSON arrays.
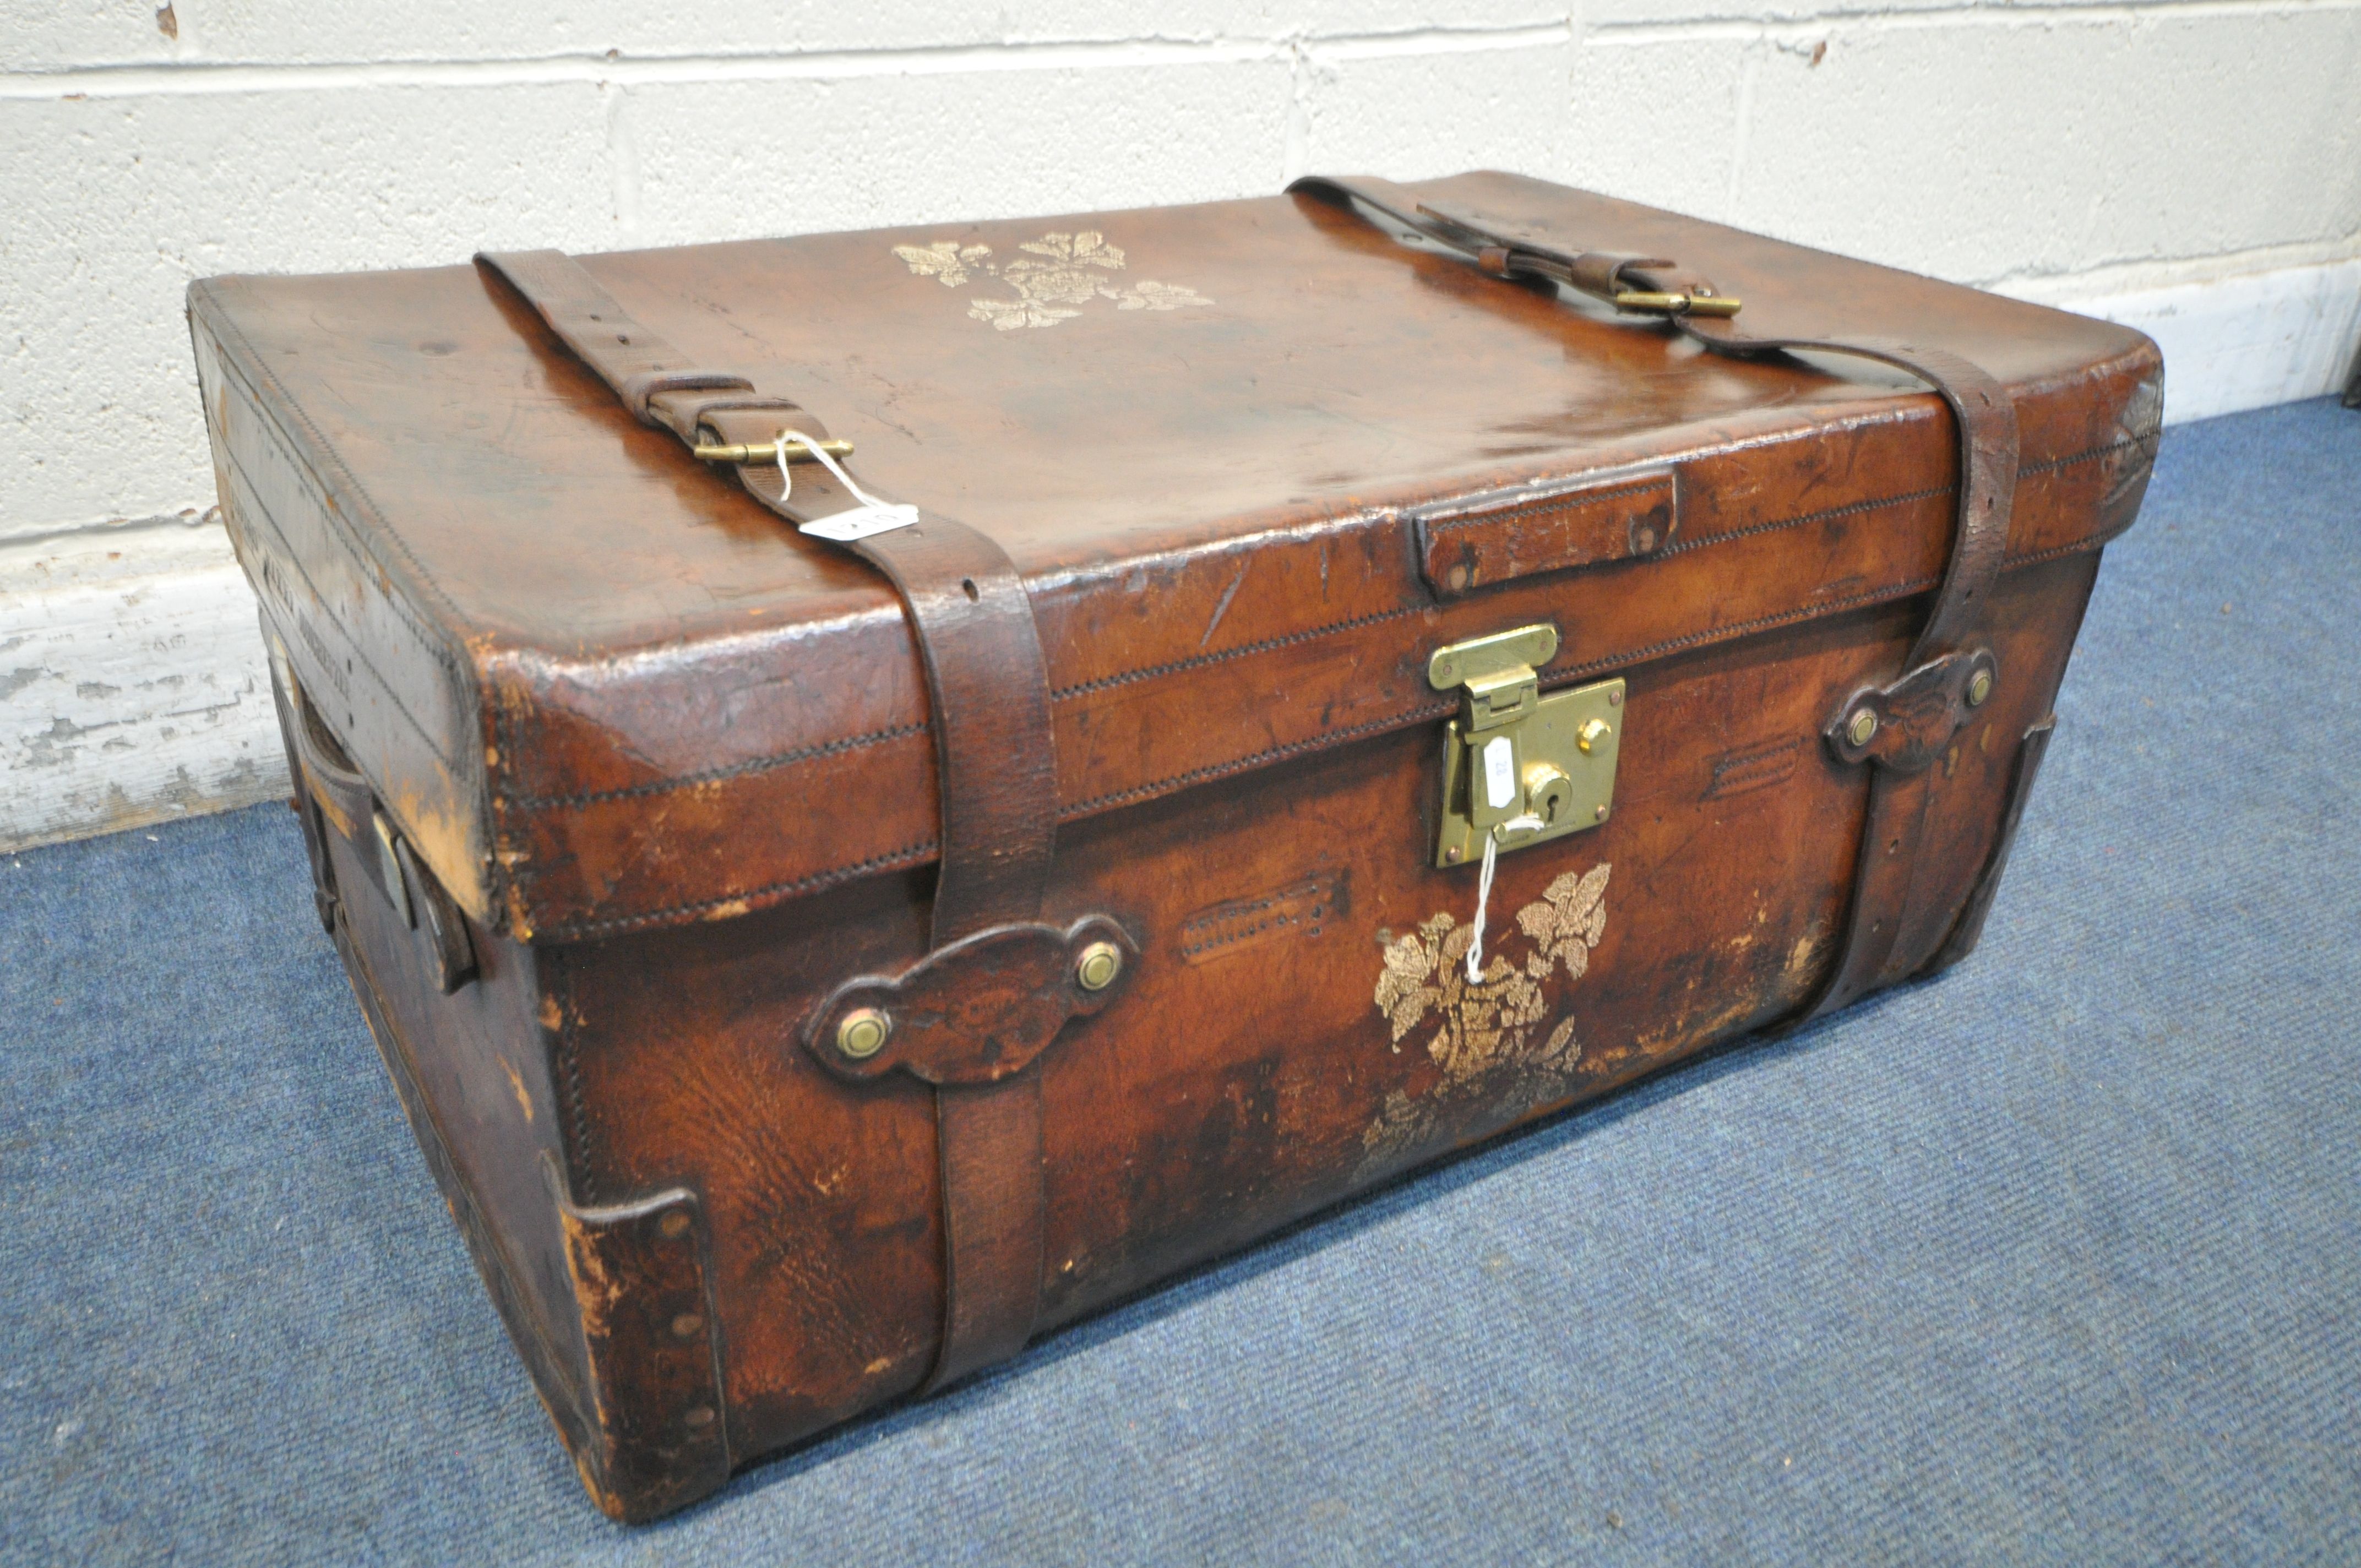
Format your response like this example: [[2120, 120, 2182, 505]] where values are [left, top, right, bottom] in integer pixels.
[[187, 171, 2161, 941]]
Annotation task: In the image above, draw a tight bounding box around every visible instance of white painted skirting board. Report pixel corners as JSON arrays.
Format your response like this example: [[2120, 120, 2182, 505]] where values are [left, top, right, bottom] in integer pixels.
[[4, 256, 2357, 854], [2023, 257, 2361, 427], [1, 516, 286, 853]]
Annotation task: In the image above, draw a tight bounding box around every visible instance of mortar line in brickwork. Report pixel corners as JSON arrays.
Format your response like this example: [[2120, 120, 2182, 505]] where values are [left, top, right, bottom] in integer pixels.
[[0, 23, 1575, 101], [1581, 0, 2361, 48]]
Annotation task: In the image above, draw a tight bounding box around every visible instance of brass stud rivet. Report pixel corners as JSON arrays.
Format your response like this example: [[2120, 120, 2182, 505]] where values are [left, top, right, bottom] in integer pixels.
[[659, 1211, 692, 1240], [1607, 688, 1623, 707], [1966, 668, 1994, 708], [684, 1406, 716, 1430], [1846, 709, 1879, 748], [1594, 803, 1609, 821], [1075, 941, 1123, 993], [672, 1313, 703, 1340], [836, 1007, 890, 1059], [1445, 846, 1462, 863]]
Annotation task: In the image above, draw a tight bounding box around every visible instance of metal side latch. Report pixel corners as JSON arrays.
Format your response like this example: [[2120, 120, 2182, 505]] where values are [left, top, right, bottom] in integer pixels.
[[1428, 624, 1624, 868]]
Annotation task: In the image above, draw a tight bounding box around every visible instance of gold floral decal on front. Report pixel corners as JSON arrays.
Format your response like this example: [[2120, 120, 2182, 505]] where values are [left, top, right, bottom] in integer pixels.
[[891, 231, 1211, 331], [1361, 864, 1611, 1176]]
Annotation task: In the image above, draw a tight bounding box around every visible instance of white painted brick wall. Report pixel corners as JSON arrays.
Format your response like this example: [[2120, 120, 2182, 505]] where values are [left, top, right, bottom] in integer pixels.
[[4, 1, 2358, 849]]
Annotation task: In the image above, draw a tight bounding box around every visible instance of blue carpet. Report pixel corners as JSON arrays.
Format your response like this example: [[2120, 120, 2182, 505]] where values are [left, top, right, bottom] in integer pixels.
[[4, 398, 2357, 1565]]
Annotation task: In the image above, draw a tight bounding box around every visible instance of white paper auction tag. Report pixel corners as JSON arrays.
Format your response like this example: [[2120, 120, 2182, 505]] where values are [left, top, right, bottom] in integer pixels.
[[799, 504, 920, 543], [1481, 734, 1516, 810], [771, 431, 921, 542]]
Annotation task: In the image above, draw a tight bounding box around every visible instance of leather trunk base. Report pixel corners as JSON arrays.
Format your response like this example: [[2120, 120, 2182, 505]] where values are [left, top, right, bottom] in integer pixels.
[[468, 548, 2098, 1487]]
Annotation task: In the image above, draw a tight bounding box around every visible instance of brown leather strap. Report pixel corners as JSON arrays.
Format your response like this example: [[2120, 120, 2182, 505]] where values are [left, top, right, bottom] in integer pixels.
[[478, 249, 1057, 1390], [934, 1074, 1047, 1386], [1921, 714, 2057, 976], [1290, 177, 2023, 1023]]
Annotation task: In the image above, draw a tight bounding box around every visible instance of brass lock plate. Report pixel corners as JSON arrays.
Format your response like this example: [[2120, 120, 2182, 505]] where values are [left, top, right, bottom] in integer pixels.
[[1428, 624, 1623, 867]]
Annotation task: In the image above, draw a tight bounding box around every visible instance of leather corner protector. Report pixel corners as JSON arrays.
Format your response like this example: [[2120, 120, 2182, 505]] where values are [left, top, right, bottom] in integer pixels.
[[1414, 467, 1677, 600], [541, 1156, 730, 1523], [803, 914, 1137, 1087], [1826, 647, 1998, 774]]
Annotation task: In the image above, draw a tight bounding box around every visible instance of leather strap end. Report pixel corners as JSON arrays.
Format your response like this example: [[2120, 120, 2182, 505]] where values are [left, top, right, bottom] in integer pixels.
[[1286, 173, 1429, 236], [1571, 252, 1674, 298], [619, 371, 754, 425], [924, 1074, 1046, 1391]]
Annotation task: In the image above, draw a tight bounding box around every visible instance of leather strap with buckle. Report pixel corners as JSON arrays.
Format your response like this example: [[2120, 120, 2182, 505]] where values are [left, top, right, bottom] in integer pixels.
[[476, 248, 1125, 1396], [1290, 175, 2025, 1026]]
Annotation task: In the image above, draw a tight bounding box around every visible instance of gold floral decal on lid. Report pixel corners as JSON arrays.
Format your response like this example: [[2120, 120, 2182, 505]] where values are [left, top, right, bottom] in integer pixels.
[[891, 231, 1211, 331], [1362, 864, 1610, 1176]]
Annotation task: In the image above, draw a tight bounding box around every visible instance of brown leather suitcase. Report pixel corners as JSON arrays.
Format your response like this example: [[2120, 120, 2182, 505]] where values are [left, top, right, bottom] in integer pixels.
[[188, 172, 2161, 1521]]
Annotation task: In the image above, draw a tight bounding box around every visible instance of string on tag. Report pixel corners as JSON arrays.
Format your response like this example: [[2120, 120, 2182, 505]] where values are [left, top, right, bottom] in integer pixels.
[[1465, 815, 1542, 984], [775, 429, 920, 542]]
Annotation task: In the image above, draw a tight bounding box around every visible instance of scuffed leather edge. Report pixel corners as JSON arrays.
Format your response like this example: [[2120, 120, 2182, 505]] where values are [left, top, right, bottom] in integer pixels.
[[189, 282, 501, 928]]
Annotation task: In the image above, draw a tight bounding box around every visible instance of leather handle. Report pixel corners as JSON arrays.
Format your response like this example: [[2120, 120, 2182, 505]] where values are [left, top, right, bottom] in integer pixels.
[[279, 661, 374, 846]]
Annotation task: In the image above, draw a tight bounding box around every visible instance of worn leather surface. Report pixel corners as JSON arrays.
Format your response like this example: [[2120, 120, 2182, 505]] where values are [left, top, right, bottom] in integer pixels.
[[475, 249, 1061, 948], [932, 1074, 1048, 1388], [1288, 175, 2029, 1025], [513, 552, 2102, 1505], [296, 544, 2108, 1521], [191, 172, 2160, 943], [1413, 467, 1678, 597], [477, 249, 1074, 1396], [192, 171, 2160, 1521]]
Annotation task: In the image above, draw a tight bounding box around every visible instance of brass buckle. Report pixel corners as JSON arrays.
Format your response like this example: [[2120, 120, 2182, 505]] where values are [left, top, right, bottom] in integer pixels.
[[690, 435, 854, 464], [1612, 290, 1743, 318]]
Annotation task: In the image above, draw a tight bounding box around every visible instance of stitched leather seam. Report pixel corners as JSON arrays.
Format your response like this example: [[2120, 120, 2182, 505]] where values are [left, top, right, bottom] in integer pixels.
[[507, 721, 931, 812], [1555, 577, 1943, 682], [1421, 478, 1667, 533], [2003, 534, 2110, 569], [1049, 604, 1422, 702], [538, 838, 940, 942], [1658, 483, 1953, 559], [1045, 441, 2135, 707], [2017, 428, 2161, 477], [520, 542, 2082, 934], [548, 948, 597, 1206], [1061, 701, 1457, 818]]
